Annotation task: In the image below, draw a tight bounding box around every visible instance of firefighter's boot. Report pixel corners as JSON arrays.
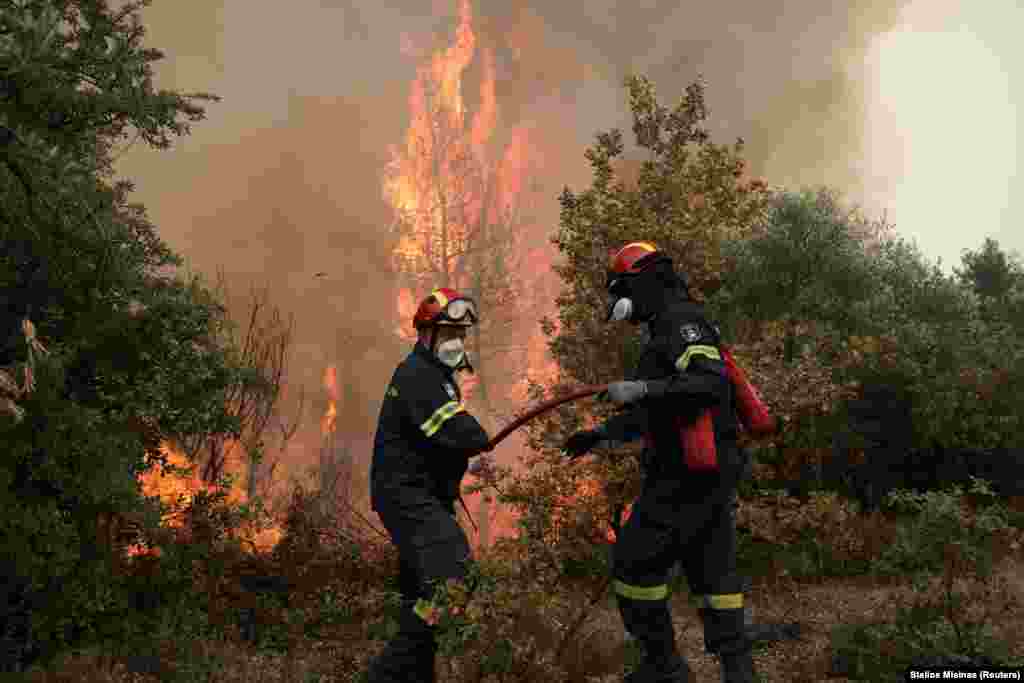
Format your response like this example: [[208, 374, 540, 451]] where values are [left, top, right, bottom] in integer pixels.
[[719, 650, 756, 683], [364, 600, 437, 683], [618, 596, 691, 682], [624, 650, 692, 683], [699, 606, 757, 683]]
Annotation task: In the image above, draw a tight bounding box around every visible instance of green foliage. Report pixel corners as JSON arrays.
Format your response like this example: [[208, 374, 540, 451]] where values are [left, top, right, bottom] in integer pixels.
[[715, 187, 883, 355], [872, 479, 1010, 579], [712, 186, 1023, 456], [303, 585, 359, 635], [955, 237, 1024, 306], [0, 0, 216, 172], [364, 590, 402, 642], [739, 527, 873, 581], [0, 0, 264, 670], [954, 237, 1024, 339], [735, 490, 882, 581], [832, 237, 1024, 450], [422, 548, 618, 682], [830, 614, 1012, 681], [548, 74, 770, 387], [827, 480, 1019, 680]]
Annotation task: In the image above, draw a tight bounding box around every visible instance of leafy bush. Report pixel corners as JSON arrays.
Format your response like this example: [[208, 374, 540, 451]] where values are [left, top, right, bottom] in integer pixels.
[[829, 480, 1022, 680], [420, 546, 625, 682], [736, 490, 894, 580], [872, 478, 1011, 578], [830, 613, 1011, 681], [829, 238, 1024, 454]]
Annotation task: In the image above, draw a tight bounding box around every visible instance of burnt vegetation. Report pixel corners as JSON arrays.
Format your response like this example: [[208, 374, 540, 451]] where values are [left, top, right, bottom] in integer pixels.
[[2, 2, 1023, 682]]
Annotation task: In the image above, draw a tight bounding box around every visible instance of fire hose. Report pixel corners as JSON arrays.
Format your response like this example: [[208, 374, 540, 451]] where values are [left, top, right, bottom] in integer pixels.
[[483, 345, 775, 453], [458, 384, 607, 532], [485, 383, 608, 451], [463, 359, 772, 522]]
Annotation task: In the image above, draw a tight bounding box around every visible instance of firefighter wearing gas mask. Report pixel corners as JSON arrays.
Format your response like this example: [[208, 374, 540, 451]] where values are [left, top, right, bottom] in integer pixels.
[[365, 287, 492, 683], [563, 243, 757, 683]]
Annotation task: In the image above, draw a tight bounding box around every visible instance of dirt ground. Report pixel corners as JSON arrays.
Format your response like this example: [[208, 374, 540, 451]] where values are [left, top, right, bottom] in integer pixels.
[[58, 558, 1024, 683], [581, 560, 1024, 683]]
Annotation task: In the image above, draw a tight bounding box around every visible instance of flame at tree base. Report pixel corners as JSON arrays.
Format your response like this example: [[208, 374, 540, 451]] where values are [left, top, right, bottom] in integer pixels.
[[130, 442, 284, 558]]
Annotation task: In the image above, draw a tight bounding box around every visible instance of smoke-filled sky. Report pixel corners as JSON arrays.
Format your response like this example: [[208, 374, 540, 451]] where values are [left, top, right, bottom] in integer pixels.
[[121, 0, 1023, 266], [115, 0, 1022, 488]]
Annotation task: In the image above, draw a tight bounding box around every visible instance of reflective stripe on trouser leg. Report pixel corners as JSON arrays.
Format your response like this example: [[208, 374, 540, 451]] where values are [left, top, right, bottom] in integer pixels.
[[695, 598, 749, 657], [699, 594, 756, 683], [614, 580, 669, 601], [691, 593, 744, 610], [615, 582, 679, 671], [366, 506, 471, 683]]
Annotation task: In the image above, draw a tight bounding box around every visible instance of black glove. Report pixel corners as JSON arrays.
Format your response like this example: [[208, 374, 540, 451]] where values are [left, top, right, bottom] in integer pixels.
[[563, 429, 604, 460]]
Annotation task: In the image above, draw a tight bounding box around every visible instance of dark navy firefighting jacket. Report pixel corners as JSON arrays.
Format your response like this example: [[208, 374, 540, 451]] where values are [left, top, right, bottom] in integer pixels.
[[371, 341, 490, 513], [599, 298, 739, 474]]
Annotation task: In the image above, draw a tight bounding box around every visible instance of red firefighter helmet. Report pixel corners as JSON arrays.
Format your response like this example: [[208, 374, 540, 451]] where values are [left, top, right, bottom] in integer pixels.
[[609, 242, 662, 276], [607, 242, 669, 293], [412, 287, 479, 330]]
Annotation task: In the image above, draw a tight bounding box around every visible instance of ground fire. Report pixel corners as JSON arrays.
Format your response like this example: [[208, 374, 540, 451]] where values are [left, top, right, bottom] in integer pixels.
[[131, 441, 283, 558]]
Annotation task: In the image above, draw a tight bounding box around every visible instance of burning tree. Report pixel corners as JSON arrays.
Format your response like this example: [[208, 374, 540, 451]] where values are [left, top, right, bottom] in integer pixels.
[[384, 0, 542, 547]]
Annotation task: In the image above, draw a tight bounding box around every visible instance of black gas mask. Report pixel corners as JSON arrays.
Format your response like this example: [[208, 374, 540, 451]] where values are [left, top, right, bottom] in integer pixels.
[[606, 258, 684, 324]]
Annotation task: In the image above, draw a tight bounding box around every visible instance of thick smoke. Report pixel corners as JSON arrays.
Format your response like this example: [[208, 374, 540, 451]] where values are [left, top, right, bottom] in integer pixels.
[[117, 0, 911, 505]]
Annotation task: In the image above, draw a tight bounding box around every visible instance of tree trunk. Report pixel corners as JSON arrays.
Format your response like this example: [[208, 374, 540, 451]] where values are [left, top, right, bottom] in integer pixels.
[[246, 442, 259, 503]]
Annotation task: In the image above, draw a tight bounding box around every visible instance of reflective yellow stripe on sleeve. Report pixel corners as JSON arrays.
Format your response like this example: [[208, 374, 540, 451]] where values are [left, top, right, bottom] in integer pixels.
[[420, 400, 466, 437], [613, 580, 669, 601], [675, 344, 721, 372]]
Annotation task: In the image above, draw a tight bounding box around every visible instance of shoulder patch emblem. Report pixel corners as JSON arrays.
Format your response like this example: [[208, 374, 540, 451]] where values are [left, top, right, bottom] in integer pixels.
[[680, 323, 703, 343], [443, 382, 457, 400]]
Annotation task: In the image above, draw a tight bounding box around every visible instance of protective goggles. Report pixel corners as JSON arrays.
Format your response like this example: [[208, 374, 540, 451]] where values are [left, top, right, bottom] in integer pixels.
[[438, 297, 478, 324]]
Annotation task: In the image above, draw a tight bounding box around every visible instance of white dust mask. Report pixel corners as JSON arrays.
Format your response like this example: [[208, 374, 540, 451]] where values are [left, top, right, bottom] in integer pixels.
[[436, 338, 466, 368]]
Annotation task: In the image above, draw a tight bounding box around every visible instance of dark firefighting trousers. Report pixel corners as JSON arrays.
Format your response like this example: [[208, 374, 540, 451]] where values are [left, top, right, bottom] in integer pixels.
[[612, 456, 750, 679], [364, 500, 472, 683]]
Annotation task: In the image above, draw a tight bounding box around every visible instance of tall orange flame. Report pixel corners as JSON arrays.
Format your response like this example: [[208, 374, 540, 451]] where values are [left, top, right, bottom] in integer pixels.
[[384, 0, 562, 546], [321, 364, 339, 436], [384, 0, 513, 303]]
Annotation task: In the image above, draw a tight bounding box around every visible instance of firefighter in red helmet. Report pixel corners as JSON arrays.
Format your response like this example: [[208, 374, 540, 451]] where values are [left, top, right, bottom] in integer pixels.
[[563, 243, 757, 683], [364, 287, 492, 683]]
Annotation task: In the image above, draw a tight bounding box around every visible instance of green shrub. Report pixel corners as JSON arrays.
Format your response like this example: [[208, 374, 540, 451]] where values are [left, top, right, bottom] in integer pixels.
[[872, 478, 1009, 578], [830, 607, 1012, 681], [830, 479, 1019, 680]]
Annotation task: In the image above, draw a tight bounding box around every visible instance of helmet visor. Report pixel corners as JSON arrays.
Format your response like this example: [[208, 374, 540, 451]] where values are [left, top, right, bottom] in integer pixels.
[[440, 297, 478, 324]]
